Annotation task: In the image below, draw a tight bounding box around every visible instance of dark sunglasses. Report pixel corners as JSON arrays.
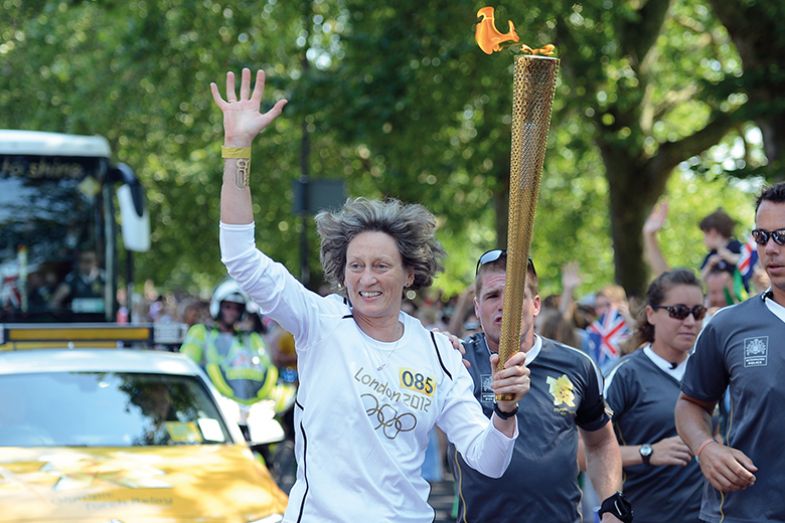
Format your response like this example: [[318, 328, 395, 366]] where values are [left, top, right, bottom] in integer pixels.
[[475, 249, 536, 276], [751, 228, 785, 246], [653, 304, 707, 321]]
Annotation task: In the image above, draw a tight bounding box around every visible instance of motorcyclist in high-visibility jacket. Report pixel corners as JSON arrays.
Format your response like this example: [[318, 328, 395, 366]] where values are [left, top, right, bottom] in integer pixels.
[[180, 279, 277, 405]]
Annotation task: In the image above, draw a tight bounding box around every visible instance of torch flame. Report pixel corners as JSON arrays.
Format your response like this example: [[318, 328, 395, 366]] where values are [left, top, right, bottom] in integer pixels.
[[475, 6, 520, 55], [475, 6, 557, 56]]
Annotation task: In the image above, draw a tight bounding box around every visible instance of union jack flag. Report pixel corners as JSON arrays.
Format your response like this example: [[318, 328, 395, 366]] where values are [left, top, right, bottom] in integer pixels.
[[586, 307, 630, 372], [737, 234, 758, 289]]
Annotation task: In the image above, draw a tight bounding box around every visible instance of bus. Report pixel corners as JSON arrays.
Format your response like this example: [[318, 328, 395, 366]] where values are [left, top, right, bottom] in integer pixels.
[[0, 130, 150, 324]]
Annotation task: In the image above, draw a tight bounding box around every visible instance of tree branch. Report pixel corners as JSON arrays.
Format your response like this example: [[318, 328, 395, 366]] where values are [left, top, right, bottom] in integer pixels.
[[642, 107, 741, 187], [621, 0, 674, 69], [708, 0, 769, 67], [651, 85, 700, 122]]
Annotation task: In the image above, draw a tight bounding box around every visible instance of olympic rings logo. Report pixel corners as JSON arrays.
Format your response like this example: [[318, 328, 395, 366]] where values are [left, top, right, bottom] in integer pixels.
[[361, 393, 417, 440]]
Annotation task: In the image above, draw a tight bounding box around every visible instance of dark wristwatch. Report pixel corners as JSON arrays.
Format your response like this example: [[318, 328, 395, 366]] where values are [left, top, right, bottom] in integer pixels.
[[493, 401, 518, 420], [639, 443, 653, 465], [598, 491, 633, 522]]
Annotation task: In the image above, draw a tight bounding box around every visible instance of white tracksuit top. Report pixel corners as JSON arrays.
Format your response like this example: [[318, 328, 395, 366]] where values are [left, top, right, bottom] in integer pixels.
[[220, 223, 516, 522]]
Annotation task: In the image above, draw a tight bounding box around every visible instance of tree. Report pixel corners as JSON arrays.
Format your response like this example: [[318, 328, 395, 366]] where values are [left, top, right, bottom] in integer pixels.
[[0, 0, 771, 300], [1, 0, 317, 289], [318, 0, 753, 296], [553, 0, 748, 295], [708, 0, 785, 180]]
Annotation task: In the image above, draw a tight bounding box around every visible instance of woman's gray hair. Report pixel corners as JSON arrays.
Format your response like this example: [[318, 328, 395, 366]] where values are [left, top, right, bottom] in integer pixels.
[[315, 197, 445, 291]]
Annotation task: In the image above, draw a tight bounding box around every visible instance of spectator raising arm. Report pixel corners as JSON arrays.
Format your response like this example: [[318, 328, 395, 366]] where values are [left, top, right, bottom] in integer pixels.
[[642, 199, 670, 277]]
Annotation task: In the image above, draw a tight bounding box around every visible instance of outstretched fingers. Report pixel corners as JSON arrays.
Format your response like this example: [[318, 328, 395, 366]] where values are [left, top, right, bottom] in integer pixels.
[[251, 69, 266, 104], [209, 82, 227, 109], [240, 67, 252, 101], [266, 98, 288, 120], [211, 69, 264, 108], [226, 70, 237, 102], [211, 68, 288, 140]]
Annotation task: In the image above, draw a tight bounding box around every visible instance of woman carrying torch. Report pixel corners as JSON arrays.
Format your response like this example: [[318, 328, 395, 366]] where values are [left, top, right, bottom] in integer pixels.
[[211, 67, 530, 522]]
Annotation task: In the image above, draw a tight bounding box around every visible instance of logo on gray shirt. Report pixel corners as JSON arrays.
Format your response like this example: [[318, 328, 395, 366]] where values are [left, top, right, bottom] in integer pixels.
[[480, 374, 495, 404], [743, 336, 768, 367]]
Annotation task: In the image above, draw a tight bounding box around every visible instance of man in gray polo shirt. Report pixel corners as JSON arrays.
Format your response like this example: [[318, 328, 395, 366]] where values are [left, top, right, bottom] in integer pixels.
[[448, 250, 625, 523], [676, 182, 785, 522]]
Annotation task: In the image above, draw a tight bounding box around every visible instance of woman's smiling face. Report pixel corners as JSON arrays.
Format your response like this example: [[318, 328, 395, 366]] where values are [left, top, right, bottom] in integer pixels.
[[344, 231, 413, 322]]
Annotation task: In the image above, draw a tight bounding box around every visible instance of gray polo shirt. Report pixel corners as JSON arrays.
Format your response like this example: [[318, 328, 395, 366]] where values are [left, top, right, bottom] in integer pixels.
[[682, 292, 785, 523], [605, 348, 703, 522], [448, 334, 609, 523]]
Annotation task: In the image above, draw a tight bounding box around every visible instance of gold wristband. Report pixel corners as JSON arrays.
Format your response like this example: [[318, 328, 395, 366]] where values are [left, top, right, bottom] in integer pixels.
[[221, 146, 252, 159]]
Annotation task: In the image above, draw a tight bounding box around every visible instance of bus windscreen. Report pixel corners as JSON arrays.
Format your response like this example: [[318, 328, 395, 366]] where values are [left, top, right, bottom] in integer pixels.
[[0, 155, 108, 322]]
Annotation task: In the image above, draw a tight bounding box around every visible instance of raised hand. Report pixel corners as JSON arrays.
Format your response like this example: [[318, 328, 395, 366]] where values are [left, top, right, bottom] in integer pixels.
[[210, 68, 288, 147], [643, 199, 669, 236], [561, 261, 582, 291]]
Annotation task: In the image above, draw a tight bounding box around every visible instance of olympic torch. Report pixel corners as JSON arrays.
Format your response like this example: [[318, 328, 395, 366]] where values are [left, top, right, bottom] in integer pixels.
[[475, 7, 559, 399]]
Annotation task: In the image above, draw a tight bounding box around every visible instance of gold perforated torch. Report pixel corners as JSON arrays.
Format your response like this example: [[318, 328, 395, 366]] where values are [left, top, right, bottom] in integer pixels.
[[475, 7, 559, 400]]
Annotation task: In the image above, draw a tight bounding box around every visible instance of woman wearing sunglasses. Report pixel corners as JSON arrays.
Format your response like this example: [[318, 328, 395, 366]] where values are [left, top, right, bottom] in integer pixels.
[[604, 269, 707, 522]]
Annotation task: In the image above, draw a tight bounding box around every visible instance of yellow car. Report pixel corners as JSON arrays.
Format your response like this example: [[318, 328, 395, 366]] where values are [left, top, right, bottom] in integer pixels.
[[0, 348, 288, 522]]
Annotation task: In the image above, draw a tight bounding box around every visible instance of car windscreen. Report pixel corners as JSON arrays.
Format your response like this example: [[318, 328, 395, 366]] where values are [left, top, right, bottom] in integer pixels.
[[0, 371, 233, 447]]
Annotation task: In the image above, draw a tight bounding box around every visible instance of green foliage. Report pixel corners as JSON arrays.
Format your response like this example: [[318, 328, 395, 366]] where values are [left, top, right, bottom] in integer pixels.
[[1, 0, 309, 290], [0, 0, 779, 300], [659, 170, 763, 270]]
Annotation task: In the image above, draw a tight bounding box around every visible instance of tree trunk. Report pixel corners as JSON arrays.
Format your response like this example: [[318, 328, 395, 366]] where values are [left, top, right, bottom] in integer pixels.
[[596, 108, 738, 297], [598, 144, 659, 297], [608, 186, 650, 298]]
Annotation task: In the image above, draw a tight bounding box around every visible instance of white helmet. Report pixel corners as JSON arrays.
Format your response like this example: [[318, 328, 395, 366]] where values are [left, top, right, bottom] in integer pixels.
[[210, 279, 250, 320]]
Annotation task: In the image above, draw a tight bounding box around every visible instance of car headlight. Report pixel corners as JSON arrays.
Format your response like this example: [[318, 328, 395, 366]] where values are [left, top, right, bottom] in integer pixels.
[[247, 515, 284, 523]]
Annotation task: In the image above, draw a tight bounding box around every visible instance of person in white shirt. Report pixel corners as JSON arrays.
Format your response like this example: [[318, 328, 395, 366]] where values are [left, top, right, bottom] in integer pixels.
[[210, 67, 531, 522]]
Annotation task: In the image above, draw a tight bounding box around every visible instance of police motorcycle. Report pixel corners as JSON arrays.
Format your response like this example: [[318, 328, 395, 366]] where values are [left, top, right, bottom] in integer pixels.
[[182, 280, 296, 476]]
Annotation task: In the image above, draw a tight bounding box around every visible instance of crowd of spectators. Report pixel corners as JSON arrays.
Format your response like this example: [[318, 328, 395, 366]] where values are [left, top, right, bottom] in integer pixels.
[[122, 203, 771, 521]]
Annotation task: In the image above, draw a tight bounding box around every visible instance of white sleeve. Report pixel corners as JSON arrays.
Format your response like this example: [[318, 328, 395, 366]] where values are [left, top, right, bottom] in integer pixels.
[[219, 222, 325, 350], [435, 339, 517, 478]]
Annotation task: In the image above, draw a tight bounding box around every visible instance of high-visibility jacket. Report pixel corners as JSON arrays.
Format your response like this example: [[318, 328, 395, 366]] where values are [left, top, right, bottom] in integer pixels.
[[180, 324, 278, 405]]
